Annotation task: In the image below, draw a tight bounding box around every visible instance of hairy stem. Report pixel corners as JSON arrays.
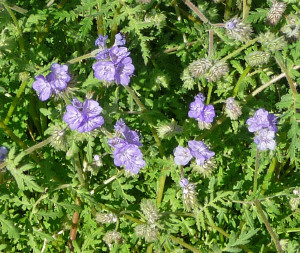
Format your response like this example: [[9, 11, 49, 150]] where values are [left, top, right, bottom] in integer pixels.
[[261, 157, 277, 194], [254, 200, 283, 253], [206, 84, 213, 105], [275, 54, 298, 96], [253, 148, 260, 194], [243, 0, 252, 19], [184, 0, 209, 24], [222, 38, 258, 62]]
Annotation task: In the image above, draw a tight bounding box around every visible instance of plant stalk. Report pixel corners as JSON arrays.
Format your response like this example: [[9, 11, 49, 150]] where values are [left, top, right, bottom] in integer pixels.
[[253, 148, 260, 194], [254, 200, 283, 253]]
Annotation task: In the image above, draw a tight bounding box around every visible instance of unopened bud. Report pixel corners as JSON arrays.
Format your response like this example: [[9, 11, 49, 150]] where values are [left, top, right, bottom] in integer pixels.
[[95, 212, 117, 224], [266, 1, 286, 26], [205, 61, 228, 82], [140, 200, 159, 224], [189, 58, 212, 78], [225, 97, 242, 120]]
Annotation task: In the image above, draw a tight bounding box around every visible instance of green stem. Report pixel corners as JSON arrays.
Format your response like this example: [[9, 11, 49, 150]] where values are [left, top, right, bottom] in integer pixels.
[[243, 0, 252, 19], [206, 84, 213, 105], [4, 73, 29, 125], [156, 169, 167, 207], [253, 148, 260, 194], [170, 235, 202, 253], [275, 54, 298, 96], [232, 66, 251, 97], [254, 200, 283, 253], [74, 152, 86, 188], [261, 157, 277, 195], [222, 38, 258, 62], [2, 1, 25, 52], [67, 51, 97, 64]]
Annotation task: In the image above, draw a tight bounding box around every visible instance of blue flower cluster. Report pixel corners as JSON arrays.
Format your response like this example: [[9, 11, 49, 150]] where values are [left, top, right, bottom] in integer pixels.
[[63, 98, 104, 133], [32, 63, 71, 101], [108, 119, 145, 175], [188, 93, 215, 129], [246, 109, 277, 151], [92, 33, 135, 86], [174, 140, 215, 166]]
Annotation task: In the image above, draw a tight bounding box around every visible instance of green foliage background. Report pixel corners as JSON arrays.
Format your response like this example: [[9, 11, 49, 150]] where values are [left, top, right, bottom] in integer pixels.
[[0, 0, 299, 252]]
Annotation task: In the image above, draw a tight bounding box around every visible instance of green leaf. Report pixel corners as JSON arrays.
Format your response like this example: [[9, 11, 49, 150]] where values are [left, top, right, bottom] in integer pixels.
[[0, 214, 20, 240]]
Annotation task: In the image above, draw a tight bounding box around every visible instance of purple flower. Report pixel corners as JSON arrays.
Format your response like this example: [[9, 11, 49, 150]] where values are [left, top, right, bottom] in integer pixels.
[[92, 61, 116, 82], [32, 63, 71, 101], [173, 146, 193, 165], [72, 97, 83, 109], [95, 49, 109, 60], [114, 119, 127, 133], [114, 33, 126, 46], [188, 94, 215, 124], [63, 98, 104, 132], [0, 146, 8, 161], [109, 46, 130, 64], [108, 137, 127, 149], [115, 57, 135, 86], [113, 144, 145, 174], [32, 75, 53, 101], [95, 34, 108, 48], [179, 178, 189, 188], [113, 119, 142, 146], [47, 63, 71, 90], [93, 32, 135, 86], [254, 129, 276, 151], [188, 140, 215, 165], [246, 109, 278, 133]]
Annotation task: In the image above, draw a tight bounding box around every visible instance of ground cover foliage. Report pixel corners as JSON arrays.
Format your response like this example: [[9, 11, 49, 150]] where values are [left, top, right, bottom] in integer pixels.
[[0, 0, 300, 252]]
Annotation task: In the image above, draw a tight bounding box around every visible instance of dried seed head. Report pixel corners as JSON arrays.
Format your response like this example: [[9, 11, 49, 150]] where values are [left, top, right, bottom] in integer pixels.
[[191, 158, 216, 177], [95, 212, 117, 224], [140, 199, 159, 224], [135, 224, 159, 242], [281, 14, 300, 41], [225, 97, 242, 120], [157, 120, 181, 139], [188, 58, 212, 78], [267, 1, 286, 26], [181, 68, 196, 90], [181, 183, 198, 212], [258, 31, 287, 52], [103, 230, 123, 249], [225, 18, 253, 41], [205, 61, 229, 82], [245, 51, 271, 67]]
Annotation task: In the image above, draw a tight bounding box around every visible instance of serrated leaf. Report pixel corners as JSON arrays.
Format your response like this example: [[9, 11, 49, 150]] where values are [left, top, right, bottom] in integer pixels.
[[0, 214, 20, 240]]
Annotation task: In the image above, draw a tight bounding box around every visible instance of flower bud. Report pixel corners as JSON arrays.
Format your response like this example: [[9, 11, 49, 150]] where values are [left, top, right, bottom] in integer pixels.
[[0, 146, 8, 162], [188, 58, 212, 78], [225, 97, 242, 120], [258, 31, 287, 52], [266, 1, 286, 26], [157, 120, 181, 139], [95, 212, 117, 224], [181, 68, 196, 90], [191, 158, 215, 178], [48, 125, 68, 151], [103, 231, 123, 249], [180, 181, 198, 212], [281, 14, 300, 41], [205, 61, 228, 82], [140, 200, 159, 224], [245, 51, 271, 67], [134, 224, 159, 242], [225, 18, 253, 41]]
